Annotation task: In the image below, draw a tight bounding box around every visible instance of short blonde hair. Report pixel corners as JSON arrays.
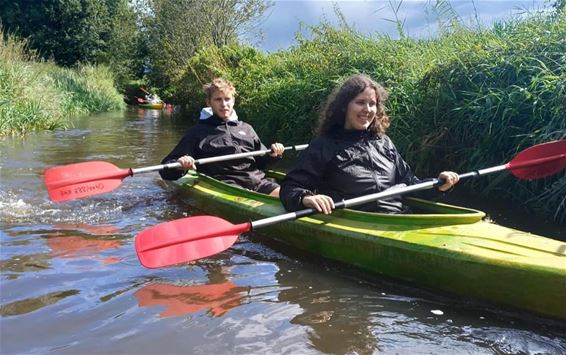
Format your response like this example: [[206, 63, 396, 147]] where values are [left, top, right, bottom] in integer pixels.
[[203, 78, 236, 100]]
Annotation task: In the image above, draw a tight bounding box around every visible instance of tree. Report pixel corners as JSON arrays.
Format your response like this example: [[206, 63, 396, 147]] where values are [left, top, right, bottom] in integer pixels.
[[0, 0, 142, 86], [141, 0, 272, 94], [204, 0, 273, 47]]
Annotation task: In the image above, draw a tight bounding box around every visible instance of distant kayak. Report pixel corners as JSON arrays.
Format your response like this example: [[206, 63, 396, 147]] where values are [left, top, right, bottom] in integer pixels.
[[123, 94, 164, 109], [137, 101, 164, 109]]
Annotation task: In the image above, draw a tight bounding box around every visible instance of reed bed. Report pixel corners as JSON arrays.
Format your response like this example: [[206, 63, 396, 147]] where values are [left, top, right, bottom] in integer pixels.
[[0, 29, 124, 135]]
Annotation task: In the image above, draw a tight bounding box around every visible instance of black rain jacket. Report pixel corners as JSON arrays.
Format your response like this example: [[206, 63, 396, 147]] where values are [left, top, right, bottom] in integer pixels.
[[280, 129, 430, 213], [159, 115, 278, 190]]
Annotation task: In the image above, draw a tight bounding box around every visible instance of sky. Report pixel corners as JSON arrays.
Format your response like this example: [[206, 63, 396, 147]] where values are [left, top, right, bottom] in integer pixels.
[[257, 0, 549, 52]]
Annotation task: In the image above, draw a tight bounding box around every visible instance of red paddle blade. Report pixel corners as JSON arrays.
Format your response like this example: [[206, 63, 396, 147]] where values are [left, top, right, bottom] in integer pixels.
[[507, 140, 566, 180], [135, 216, 251, 268], [44, 161, 131, 202]]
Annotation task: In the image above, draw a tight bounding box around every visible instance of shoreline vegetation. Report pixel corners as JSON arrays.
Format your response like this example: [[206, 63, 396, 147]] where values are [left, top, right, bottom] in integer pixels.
[[0, 29, 124, 135], [0, 4, 564, 223]]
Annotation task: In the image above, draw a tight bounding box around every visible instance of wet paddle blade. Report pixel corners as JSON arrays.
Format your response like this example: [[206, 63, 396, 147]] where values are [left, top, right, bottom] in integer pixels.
[[47, 179, 124, 202], [135, 216, 251, 268], [44, 161, 131, 202], [508, 140, 566, 180]]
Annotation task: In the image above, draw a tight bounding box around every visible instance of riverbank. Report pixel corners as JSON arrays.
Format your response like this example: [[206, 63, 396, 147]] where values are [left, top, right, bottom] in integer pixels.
[[0, 29, 124, 135]]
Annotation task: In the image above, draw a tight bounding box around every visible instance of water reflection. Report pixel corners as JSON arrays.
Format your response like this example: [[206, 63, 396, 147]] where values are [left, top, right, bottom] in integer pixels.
[[46, 235, 121, 263], [136, 107, 161, 120], [0, 290, 80, 317], [44, 224, 123, 264], [270, 254, 566, 354], [273, 262, 384, 354], [0, 253, 51, 275], [135, 265, 249, 318], [53, 223, 120, 236], [2, 109, 565, 354]]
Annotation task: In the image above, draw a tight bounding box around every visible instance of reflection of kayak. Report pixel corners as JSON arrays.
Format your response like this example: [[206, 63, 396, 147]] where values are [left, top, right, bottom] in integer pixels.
[[135, 282, 246, 318], [173, 171, 566, 321]]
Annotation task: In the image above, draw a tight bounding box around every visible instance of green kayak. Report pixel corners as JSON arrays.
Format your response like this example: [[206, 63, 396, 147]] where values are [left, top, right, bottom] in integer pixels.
[[174, 171, 566, 321]]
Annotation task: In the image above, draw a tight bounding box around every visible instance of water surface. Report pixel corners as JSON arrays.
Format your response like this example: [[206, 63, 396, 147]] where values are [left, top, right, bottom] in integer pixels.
[[1, 109, 565, 354]]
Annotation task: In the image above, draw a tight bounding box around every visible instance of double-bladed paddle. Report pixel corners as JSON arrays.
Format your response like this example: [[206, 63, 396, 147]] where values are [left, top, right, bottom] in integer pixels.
[[44, 144, 308, 202], [135, 140, 566, 268]]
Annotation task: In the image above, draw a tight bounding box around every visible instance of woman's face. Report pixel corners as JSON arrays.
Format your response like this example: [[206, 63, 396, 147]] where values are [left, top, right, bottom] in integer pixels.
[[344, 87, 377, 131], [207, 89, 235, 120]]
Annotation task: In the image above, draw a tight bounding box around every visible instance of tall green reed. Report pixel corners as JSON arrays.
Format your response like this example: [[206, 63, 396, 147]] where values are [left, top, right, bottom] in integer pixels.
[[0, 28, 124, 135]]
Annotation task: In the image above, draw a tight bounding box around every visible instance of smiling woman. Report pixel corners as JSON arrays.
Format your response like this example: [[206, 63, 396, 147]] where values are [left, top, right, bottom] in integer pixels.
[[280, 74, 460, 214], [344, 87, 378, 131]]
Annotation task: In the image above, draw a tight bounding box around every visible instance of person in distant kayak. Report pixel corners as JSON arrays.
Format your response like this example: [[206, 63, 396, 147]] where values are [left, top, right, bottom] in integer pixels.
[[160, 78, 285, 196], [280, 74, 459, 214]]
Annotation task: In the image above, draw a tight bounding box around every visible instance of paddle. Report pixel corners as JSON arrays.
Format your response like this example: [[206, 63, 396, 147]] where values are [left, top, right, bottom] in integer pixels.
[[44, 144, 308, 202], [135, 140, 566, 268]]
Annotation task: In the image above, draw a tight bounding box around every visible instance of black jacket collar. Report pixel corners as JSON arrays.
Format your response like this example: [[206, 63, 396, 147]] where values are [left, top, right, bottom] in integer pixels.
[[199, 114, 239, 126], [330, 128, 378, 141]]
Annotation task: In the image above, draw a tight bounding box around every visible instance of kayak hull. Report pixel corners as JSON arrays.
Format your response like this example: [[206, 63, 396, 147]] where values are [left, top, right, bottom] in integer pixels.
[[137, 102, 164, 109], [138, 102, 163, 110], [175, 171, 566, 321]]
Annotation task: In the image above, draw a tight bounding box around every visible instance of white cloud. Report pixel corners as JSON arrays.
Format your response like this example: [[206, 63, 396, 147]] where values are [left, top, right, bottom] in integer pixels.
[[258, 0, 548, 52]]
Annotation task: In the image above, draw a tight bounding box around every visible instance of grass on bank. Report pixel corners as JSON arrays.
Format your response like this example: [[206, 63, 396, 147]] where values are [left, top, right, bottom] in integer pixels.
[[0, 28, 124, 135]]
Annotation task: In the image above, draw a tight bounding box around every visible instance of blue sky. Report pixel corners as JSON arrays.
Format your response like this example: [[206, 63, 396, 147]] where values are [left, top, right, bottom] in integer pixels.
[[257, 0, 549, 52]]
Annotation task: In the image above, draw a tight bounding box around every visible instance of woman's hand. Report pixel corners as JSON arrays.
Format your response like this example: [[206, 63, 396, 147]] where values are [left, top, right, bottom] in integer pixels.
[[269, 143, 284, 157], [437, 171, 459, 191], [177, 155, 196, 170], [302, 194, 335, 214]]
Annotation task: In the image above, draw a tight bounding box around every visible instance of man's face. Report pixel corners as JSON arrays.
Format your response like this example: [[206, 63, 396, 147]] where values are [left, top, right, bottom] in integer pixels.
[[207, 89, 235, 120]]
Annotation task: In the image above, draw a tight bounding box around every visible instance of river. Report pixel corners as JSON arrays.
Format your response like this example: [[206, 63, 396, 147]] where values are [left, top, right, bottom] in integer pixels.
[[1, 109, 565, 354]]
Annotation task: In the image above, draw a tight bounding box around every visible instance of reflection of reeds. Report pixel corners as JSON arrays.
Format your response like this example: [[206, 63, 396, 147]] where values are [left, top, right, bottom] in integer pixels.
[[173, 7, 565, 222], [410, 16, 566, 223], [0, 290, 79, 317], [0, 27, 124, 135]]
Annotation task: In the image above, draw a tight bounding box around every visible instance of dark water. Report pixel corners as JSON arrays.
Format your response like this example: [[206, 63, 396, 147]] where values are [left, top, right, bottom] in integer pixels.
[[1, 109, 565, 354]]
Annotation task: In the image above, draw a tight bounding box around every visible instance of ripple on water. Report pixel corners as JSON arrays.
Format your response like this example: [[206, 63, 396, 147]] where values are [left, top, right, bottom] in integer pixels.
[[0, 190, 124, 225]]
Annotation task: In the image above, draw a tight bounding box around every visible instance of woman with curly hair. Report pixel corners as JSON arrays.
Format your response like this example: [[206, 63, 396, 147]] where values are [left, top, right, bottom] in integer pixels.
[[280, 74, 459, 214]]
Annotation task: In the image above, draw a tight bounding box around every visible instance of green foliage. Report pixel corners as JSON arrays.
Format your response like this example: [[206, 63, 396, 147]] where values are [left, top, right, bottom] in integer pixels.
[[141, 0, 273, 99], [0, 28, 124, 135], [170, 11, 565, 223], [0, 0, 142, 88], [50, 64, 126, 114], [0, 37, 65, 134]]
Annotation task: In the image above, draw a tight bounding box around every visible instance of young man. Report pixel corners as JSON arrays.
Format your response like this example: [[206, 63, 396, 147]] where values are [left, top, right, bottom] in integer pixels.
[[159, 78, 284, 196]]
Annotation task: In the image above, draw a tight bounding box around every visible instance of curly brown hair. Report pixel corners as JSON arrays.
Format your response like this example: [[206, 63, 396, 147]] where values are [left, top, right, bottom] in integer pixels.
[[317, 74, 389, 136]]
